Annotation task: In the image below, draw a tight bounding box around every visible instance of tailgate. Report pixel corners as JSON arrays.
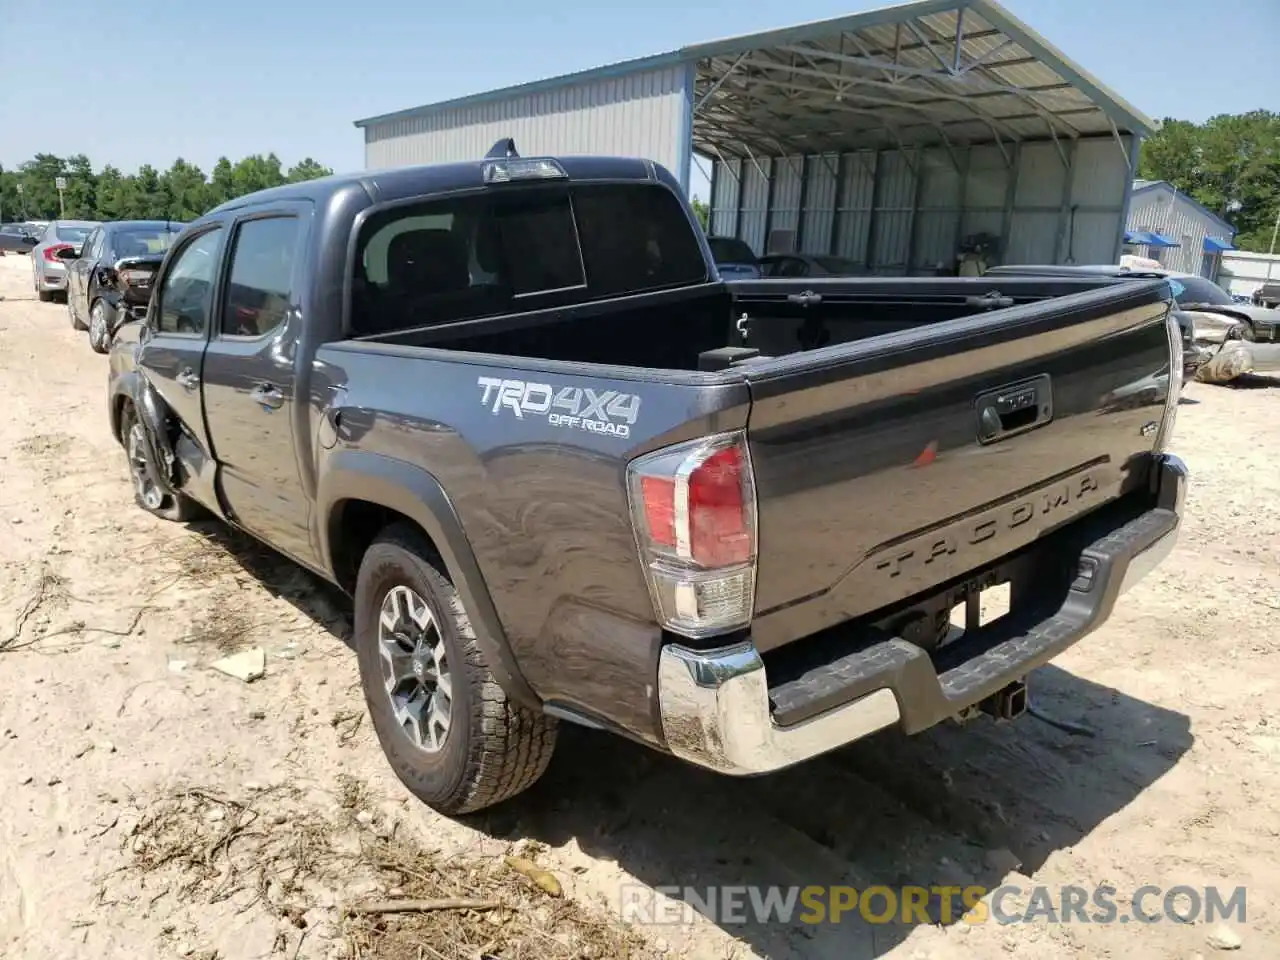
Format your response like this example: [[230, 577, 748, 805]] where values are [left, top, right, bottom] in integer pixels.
[[739, 279, 1174, 652]]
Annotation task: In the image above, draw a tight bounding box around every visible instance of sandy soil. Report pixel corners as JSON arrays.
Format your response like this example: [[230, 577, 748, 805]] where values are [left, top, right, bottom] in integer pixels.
[[1, 253, 1278, 960]]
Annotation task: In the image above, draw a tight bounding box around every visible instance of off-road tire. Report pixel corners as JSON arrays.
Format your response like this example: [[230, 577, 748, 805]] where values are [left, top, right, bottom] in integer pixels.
[[118, 405, 205, 522], [354, 524, 557, 815]]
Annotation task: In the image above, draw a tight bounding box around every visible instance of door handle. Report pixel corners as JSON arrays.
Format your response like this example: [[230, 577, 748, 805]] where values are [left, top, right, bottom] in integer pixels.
[[176, 368, 199, 391], [250, 382, 284, 410]]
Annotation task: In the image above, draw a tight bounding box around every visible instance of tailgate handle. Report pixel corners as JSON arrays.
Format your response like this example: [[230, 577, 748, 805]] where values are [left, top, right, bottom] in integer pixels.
[[975, 374, 1052, 443], [786, 290, 822, 306]]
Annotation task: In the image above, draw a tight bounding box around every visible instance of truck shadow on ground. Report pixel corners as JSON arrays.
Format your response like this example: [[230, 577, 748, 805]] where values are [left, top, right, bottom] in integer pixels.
[[184, 521, 356, 648], [480, 666, 1192, 960], [1226, 373, 1280, 390]]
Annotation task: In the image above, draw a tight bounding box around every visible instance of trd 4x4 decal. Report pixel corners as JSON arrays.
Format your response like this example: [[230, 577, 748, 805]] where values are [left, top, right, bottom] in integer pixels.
[[477, 377, 641, 439]]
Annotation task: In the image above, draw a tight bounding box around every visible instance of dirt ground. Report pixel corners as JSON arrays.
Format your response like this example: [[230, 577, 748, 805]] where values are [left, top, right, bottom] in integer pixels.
[[1, 253, 1278, 960]]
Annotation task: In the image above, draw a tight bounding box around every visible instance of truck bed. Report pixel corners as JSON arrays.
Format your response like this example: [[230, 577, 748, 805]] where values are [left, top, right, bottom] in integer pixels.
[[356, 274, 1166, 372], [335, 274, 1175, 668]]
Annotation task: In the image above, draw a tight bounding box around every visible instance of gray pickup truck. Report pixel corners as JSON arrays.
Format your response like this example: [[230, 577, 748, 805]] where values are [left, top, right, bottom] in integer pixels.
[[108, 141, 1189, 815]]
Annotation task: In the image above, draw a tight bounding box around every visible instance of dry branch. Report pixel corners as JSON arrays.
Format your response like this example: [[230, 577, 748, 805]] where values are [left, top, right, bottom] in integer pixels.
[[346, 897, 501, 916]]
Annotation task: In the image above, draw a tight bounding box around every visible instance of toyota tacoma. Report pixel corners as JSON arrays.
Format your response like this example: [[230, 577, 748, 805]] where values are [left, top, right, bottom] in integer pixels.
[[107, 141, 1189, 815]]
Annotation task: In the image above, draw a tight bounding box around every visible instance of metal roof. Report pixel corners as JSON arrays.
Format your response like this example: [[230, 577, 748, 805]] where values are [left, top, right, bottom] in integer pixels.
[[686, 0, 1154, 165], [355, 0, 1155, 165]]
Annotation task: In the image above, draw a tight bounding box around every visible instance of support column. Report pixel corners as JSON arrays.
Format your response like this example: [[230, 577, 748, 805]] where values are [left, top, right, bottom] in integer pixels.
[[830, 153, 849, 257]]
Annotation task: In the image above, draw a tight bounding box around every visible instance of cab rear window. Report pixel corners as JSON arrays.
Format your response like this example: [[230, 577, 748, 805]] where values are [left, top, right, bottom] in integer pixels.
[[351, 182, 707, 337]]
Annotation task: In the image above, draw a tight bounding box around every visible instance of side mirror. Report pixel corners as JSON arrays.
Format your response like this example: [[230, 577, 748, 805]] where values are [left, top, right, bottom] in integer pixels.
[[55, 247, 78, 261]]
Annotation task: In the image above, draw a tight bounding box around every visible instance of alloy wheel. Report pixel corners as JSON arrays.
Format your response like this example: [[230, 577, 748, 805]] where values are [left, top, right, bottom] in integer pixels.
[[90, 303, 107, 350], [127, 424, 164, 511], [377, 584, 452, 753]]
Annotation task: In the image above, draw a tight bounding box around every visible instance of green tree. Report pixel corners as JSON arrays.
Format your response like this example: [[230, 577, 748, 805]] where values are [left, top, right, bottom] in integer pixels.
[[231, 153, 287, 196], [95, 166, 127, 220], [162, 159, 209, 220], [1139, 111, 1280, 253], [18, 154, 67, 218], [286, 158, 333, 183], [690, 196, 710, 231], [208, 157, 236, 208], [62, 154, 97, 218], [134, 165, 165, 219], [0, 165, 22, 221], [0, 149, 326, 223]]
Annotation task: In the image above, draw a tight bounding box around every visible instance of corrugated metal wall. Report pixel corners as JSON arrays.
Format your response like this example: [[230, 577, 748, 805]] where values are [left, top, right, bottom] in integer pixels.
[[363, 64, 690, 183], [1220, 250, 1280, 298], [711, 135, 1134, 273], [1126, 185, 1231, 279]]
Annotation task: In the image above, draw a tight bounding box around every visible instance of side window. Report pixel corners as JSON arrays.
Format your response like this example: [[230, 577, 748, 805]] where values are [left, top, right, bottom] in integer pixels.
[[157, 229, 223, 335], [350, 183, 708, 338], [362, 213, 453, 284], [221, 217, 301, 338], [88, 230, 106, 261]]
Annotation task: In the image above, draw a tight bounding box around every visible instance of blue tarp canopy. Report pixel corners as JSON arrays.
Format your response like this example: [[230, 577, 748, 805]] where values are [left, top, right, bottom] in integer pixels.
[[1204, 236, 1235, 253], [1124, 230, 1181, 247]]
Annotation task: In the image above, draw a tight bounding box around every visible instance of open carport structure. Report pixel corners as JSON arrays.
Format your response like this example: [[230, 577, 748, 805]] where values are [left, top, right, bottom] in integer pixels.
[[355, 0, 1155, 273]]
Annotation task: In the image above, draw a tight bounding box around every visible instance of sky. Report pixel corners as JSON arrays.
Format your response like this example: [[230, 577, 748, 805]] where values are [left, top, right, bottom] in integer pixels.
[[2, 0, 1277, 199]]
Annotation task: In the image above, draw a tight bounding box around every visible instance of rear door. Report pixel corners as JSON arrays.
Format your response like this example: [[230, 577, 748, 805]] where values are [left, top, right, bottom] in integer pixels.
[[73, 228, 105, 320], [735, 278, 1175, 652], [200, 206, 314, 566], [138, 224, 225, 469]]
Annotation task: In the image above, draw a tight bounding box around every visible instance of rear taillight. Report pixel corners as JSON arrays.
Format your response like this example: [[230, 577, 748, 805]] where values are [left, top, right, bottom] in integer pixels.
[[627, 431, 757, 638], [119, 268, 152, 286], [43, 244, 72, 262], [1154, 310, 1183, 452]]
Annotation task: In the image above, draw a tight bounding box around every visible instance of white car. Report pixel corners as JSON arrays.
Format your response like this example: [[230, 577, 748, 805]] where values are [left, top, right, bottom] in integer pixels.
[[29, 219, 99, 302]]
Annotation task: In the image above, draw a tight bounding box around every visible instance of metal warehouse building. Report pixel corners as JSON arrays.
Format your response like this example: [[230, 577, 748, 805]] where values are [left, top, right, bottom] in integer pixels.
[[354, 0, 1156, 273], [1124, 179, 1238, 280]]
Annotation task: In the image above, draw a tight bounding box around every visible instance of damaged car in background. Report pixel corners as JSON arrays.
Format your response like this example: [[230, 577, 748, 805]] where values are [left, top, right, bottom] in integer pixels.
[[987, 264, 1280, 385], [1164, 275, 1280, 384], [65, 219, 187, 353]]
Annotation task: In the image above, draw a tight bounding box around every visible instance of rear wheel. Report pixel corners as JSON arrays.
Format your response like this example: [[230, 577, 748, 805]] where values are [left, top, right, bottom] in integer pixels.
[[119, 405, 203, 522], [354, 524, 557, 815], [89, 300, 111, 353], [69, 292, 87, 331], [34, 270, 52, 303]]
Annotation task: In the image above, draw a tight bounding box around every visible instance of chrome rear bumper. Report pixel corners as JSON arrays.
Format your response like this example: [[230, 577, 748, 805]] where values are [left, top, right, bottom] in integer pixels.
[[657, 454, 1188, 776]]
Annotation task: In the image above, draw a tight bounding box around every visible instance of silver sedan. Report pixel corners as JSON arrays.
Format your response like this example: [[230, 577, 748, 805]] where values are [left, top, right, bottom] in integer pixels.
[[30, 219, 99, 301]]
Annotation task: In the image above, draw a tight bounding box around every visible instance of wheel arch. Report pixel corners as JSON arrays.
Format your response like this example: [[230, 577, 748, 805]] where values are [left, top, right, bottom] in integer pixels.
[[319, 450, 540, 710]]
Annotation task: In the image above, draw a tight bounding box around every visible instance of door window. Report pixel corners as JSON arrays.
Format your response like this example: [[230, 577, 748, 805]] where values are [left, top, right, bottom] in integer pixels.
[[221, 217, 301, 338], [82, 229, 101, 261], [156, 228, 223, 335]]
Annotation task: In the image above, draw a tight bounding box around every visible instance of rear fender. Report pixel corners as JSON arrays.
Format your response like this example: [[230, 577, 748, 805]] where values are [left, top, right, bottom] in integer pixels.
[[317, 450, 541, 710]]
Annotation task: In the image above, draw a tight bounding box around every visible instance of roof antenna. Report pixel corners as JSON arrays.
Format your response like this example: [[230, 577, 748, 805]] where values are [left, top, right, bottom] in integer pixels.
[[485, 138, 519, 160]]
